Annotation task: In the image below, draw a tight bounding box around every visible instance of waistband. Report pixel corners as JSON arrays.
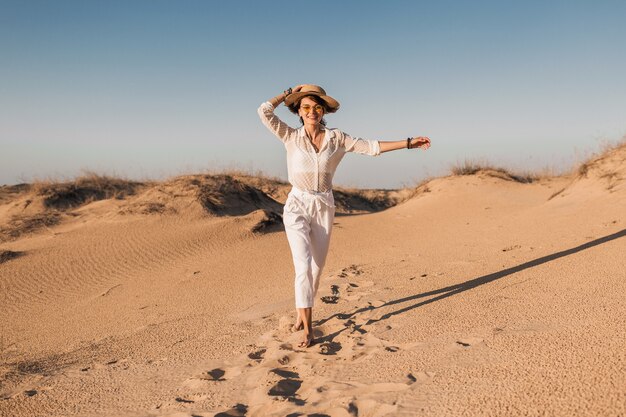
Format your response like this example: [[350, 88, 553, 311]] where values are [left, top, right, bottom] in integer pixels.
[[288, 186, 335, 207], [290, 186, 333, 197]]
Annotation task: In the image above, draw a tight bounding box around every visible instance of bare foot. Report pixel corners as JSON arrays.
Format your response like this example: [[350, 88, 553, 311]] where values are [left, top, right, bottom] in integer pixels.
[[291, 315, 304, 333], [298, 332, 314, 348], [291, 321, 304, 333]]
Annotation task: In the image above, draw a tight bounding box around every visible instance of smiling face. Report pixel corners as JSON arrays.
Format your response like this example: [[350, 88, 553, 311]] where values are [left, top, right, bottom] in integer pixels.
[[298, 96, 326, 127]]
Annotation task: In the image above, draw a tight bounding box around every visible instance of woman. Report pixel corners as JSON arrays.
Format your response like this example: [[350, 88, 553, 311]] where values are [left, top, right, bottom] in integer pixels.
[[258, 84, 431, 348]]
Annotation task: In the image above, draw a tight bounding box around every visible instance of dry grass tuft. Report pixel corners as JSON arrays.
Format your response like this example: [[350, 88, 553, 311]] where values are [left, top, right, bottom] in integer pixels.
[[0, 183, 32, 204], [250, 210, 283, 234], [0, 212, 63, 242], [450, 160, 495, 176], [450, 160, 541, 184], [0, 250, 24, 264], [195, 174, 281, 216], [118, 202, 175, 216], [332, 186, 418, 213], [2, 353, 80, 386], [32, 171, 146, 210], [576, 136, 626, 178], [1, 171, 149, 242], [216, 168, 286, 184]]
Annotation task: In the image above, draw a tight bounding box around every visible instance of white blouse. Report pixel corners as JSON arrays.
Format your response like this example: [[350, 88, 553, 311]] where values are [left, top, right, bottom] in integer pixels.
[[257, 101, 381, 194]]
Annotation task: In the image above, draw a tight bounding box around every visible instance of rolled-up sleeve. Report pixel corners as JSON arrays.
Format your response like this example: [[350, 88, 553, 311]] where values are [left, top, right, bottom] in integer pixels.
[[257, 101, 296, 143], [340, 131, 381, 156]]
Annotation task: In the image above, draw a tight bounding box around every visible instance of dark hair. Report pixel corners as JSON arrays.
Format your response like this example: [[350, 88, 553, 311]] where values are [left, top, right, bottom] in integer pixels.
[[287, 94, 328, 126]]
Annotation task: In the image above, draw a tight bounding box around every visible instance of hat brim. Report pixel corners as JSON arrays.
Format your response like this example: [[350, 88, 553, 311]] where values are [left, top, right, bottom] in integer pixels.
[[285, 92, 340, 114]]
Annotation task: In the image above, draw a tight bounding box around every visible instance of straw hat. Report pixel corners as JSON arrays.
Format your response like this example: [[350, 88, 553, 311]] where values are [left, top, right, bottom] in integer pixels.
[[285, 84, 340, 114]]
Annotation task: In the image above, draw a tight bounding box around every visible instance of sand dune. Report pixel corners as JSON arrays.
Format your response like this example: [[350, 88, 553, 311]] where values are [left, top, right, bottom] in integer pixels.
[[1, 144, 625, 416]]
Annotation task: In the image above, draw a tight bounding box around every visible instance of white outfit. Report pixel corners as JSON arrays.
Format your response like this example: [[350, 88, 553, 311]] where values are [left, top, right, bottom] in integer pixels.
[[258, 101, 380, 308]]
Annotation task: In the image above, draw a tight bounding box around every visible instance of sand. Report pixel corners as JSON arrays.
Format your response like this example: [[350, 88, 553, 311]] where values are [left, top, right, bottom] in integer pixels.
[[1, 144, 625, 417]]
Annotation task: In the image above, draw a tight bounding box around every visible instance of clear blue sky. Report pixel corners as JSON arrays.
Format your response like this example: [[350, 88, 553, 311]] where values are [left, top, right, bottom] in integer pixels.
[[1, 0, 625, 188]]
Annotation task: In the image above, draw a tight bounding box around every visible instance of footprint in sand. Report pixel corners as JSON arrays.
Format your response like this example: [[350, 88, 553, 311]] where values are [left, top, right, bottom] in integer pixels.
[[337, 264, 364, 278], [344, 319, 367, 335], [348, 399, 398, 416], [214, 403, 248, 417], [409, 273, 429, 281], [270, 368, 300, 379], [247, 348, 266, 361], [175, 397, 195, 404], [320, 295, 339, 304], [344, 280, 375, 301], [320, 265, 376, 306], [177, 283, 431, 415], [319, 341, 342, 355], [368, 299, 386, 308], [201, 368, 226, 381], [277, 354, 292, 365], [268, 378, 303, 398], [456, 337, 484, 347], [406, 371, 435, 385], [341, 282, 367, 301], [319, 284, 342, 304]]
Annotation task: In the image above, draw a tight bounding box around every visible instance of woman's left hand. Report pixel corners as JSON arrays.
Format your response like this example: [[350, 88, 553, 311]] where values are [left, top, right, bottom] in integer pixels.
[[409, 136, 431, 150]]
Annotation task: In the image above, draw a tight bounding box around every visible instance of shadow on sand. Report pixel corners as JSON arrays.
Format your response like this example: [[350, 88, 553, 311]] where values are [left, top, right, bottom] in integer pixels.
[[317, 228, 626, 340]]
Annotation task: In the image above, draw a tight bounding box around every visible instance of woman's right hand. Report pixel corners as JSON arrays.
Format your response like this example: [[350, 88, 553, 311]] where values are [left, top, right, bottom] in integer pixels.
[[280, 85, 304, 106]]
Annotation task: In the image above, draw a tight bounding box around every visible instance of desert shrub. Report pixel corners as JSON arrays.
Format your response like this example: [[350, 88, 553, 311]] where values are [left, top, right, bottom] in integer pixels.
[[33, 171, 145, 210], [450, 160, 539, 183]]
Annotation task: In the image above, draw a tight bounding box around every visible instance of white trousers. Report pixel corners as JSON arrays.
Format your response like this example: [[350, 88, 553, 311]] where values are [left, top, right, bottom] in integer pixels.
[[283, 187, 335, 308]]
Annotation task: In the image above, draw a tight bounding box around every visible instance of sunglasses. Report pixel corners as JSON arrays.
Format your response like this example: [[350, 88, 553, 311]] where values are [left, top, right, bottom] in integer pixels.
[[300, 104, 324, 114]]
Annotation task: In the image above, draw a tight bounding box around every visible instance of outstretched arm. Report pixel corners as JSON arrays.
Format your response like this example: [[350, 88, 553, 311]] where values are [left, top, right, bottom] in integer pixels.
[[379, 137, 431, 153]]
